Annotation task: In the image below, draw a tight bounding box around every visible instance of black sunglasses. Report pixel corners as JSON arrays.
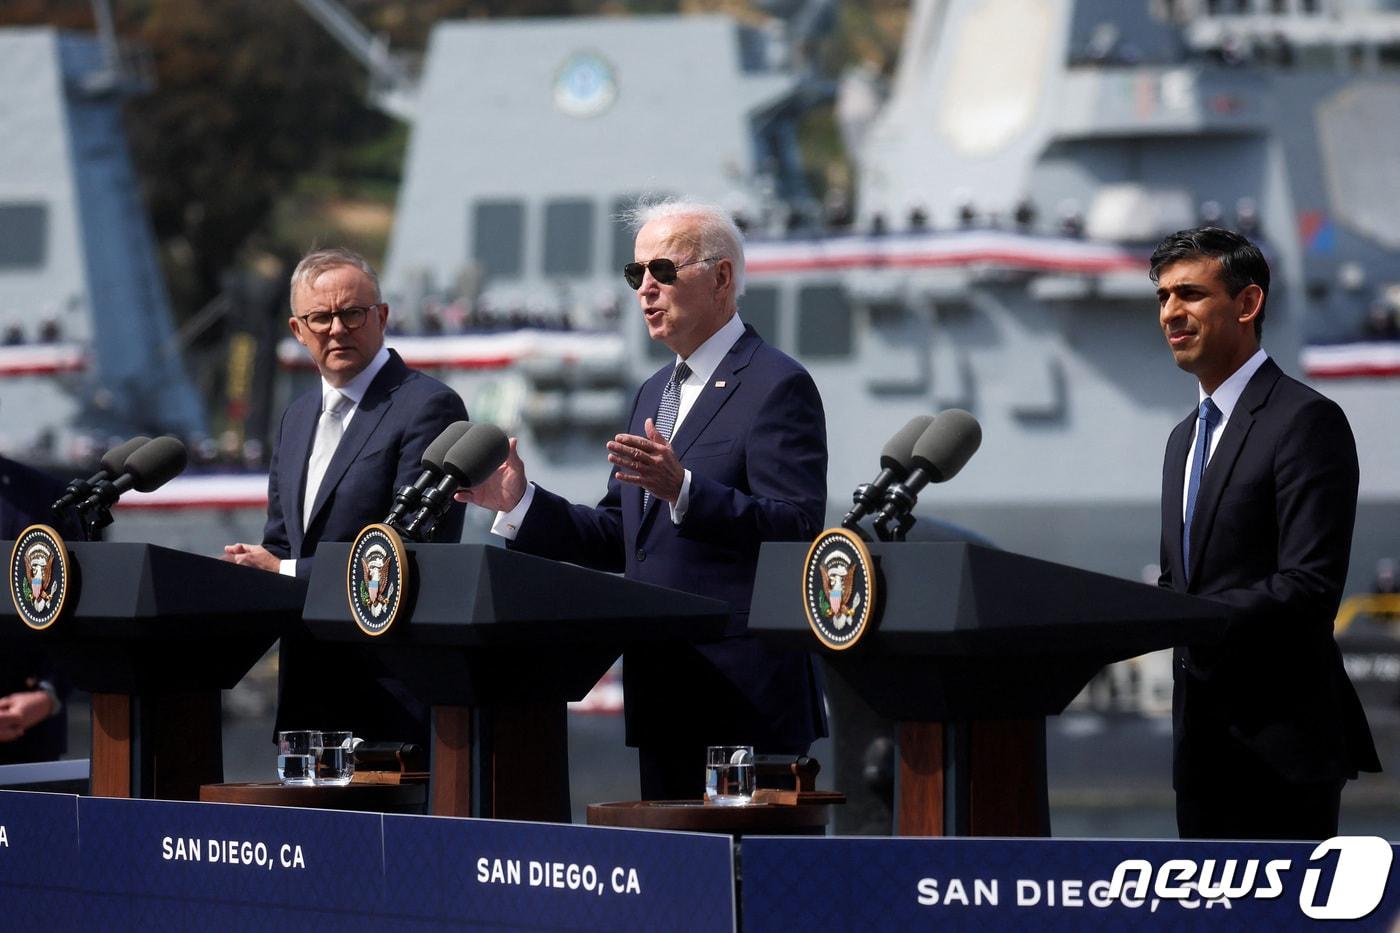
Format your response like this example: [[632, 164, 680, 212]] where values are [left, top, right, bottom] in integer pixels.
[[623, 257, 721, 290]]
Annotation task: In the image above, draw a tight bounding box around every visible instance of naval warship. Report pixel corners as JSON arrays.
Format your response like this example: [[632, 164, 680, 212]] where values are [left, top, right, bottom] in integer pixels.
[[4, 0, 1399, 830]]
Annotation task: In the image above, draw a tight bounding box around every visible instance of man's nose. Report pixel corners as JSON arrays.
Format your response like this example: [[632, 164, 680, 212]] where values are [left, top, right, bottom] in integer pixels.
[[328, 312, 350, 335]]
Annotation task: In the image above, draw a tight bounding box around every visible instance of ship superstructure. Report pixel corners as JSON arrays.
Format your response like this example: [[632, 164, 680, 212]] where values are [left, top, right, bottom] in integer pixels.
[[0, 28, 205, 462]]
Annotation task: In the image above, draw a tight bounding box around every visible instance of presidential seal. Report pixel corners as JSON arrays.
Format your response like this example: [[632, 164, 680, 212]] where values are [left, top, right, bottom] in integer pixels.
[[802, 528, 876, 651], [9, 524, 70, 631], [348, 523, 408, 637]]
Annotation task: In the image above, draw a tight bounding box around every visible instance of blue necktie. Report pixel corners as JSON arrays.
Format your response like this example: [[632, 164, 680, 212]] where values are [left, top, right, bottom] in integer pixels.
[[643, 360, 691, 512], [1182, 397, 1221, 580]]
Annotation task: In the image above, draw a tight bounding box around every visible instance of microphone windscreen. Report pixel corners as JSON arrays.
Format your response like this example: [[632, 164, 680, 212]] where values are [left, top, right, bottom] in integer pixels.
[[911, 409, 982, 483], [442, 423, 510, 488], [99, 436, 153, 476], [123, 436, 189, 492], [423, 421, 472, 470], [879, 416, 935, 474]]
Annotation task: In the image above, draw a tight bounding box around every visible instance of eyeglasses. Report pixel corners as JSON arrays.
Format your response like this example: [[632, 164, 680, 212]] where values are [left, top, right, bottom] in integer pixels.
[[623, 257, 721, 290], [296, 304, 380, 334]]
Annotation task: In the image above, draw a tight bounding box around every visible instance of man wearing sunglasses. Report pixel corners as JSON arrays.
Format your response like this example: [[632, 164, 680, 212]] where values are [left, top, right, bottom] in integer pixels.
[[460, 201, 828, 799], [224, 246, 467, 747]]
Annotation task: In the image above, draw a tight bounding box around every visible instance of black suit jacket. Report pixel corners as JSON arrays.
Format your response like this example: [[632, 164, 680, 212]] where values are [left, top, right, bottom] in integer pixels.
[[1160, 357, 1379, 786], [513, 325, 829, 750], [0, 456, 77, 764], [264, 350, 468, 742]]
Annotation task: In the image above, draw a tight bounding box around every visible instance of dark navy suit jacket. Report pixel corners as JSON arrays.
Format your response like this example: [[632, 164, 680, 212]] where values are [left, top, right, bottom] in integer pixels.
[[513, 325, 829, 750], [264, 349, 467, 742], [1160, 357, 1378, 787], [0, 456, 76, 764]]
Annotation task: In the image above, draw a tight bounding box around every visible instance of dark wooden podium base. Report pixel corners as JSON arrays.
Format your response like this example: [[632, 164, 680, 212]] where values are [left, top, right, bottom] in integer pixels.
[[586, 800, 831, 837], [200, 781, 427, 814], [431, 702, 571, 821], [897, 718, 1050, 837], [91, 690, 223, 801]]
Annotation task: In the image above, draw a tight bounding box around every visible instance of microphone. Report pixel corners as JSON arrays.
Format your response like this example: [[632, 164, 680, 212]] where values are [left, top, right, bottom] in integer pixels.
[[841, 416, 934, 530], [402, 424, 510, 539], [77, 435, 189, 514], [383, 421, 472, 529], [872, 409, 982, 538], [52, 436, 152, 512]]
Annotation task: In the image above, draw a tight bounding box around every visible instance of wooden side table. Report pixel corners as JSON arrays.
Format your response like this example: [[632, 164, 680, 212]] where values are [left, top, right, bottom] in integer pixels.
[[586, 794, 840, 837], [199, 781, 427, 814]]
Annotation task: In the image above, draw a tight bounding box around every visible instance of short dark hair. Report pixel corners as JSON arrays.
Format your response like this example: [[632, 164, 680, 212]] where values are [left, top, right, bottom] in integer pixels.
[[1148, 226, 1269, 338]]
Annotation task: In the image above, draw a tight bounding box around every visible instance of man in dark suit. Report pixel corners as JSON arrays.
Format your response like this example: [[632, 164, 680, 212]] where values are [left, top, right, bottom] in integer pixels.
[[1152, 227, 1379, 839], [224, 247, 467, 744], [0, 456, 76, 764], [460, 201, 828, 799]]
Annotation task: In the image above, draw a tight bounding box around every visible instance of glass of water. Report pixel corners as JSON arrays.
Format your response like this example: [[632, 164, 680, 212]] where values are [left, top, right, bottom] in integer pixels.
[[704, 745, 755, 806], [276, 730, 316, 785], [315, 731, 355, 785]]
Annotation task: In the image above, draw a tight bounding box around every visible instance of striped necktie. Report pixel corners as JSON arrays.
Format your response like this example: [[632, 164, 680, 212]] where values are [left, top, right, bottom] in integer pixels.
[[1182, 397, 1221, 580], [643, 360, 691, 511]]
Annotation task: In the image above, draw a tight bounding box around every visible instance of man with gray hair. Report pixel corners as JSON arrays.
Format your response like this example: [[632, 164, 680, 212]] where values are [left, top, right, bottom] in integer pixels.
[[225, 246, 467, 745], [460, 200, 829, 798]]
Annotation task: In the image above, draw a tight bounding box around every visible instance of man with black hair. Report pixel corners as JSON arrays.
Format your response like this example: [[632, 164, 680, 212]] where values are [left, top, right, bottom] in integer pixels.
[[1151, 226, 1378, 839]]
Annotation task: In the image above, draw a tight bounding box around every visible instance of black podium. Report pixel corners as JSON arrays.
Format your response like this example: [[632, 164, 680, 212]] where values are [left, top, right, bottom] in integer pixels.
[[304, 542, 730, 821], [748, 540, 1227, 837], [0, 541, 306, 800]]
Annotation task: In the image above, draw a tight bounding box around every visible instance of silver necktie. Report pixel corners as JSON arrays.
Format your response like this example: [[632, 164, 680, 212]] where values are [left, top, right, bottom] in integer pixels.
[[303, 389, 351, 528]]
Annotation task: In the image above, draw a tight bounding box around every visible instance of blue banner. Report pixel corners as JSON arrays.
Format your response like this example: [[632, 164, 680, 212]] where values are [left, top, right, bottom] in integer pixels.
[[383, 814, 735, 932], [76, 796, 384, 932], [0, 791, 81, 928], [742, 836, 1400, 931]]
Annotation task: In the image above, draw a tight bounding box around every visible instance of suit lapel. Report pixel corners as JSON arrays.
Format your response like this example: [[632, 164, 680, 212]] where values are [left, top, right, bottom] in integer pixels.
[[305, 352, 407, 531], [1164, 412, 1192, 587], [635, 325, 758, 530], [668, 329, 755, 458], [1184, 358, 1281, 586], [631, 369, 668, 526], [282, 392, 319, 553]]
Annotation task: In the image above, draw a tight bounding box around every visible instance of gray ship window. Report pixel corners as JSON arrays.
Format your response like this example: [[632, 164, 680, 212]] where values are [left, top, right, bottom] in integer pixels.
[[472, 201, 525, 279], [0, 203, 47, 269], [797, 285, 853, 359], [741, 286, 779, 347], [543, 199, 594, 276]]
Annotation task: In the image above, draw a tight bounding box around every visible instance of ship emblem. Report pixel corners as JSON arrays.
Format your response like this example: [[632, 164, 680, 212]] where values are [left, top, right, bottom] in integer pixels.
[[9, 525, 70, 631], [802, 528, 876, 651], [553, 51, 617, 119], [348, 523, 408, 637]]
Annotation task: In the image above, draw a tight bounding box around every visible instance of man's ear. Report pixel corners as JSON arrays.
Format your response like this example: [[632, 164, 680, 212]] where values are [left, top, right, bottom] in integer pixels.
[[713, 258, 734, 302], [289, 316, 308, 346], [1237, 283, 1264, 326]]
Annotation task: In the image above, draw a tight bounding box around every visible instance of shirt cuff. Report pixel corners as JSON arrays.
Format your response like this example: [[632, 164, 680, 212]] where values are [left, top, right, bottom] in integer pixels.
[[36, 679, 62, 719], [668, 470, 693, 525], [491, 483, 537, 540], [279, 559, 296, 577]]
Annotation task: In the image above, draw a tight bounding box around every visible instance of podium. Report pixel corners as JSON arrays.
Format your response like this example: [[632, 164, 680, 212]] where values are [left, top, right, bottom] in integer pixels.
[[748, 540, 1227, 837], [304, 542, 729, 821], [0, 541, 306, 800]]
